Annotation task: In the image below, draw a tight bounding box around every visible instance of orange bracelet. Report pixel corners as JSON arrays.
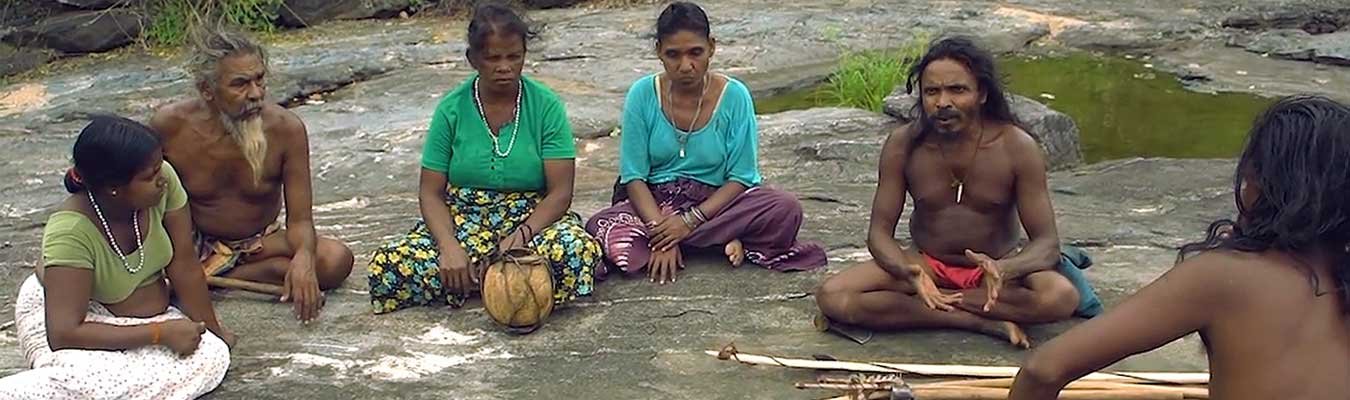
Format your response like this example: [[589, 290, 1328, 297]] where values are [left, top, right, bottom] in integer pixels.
[[150, 322, 161, 345]]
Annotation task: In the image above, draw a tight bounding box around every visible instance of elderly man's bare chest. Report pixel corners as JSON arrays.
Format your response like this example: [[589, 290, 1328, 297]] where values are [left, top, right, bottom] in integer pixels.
[[165, 136, 281, 199]]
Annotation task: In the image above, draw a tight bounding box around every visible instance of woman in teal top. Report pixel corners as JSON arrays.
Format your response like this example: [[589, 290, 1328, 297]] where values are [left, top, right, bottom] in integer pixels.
[[367, 4, 601, 315], [585, 2, 827, 285], [0, 116, 232, 398]]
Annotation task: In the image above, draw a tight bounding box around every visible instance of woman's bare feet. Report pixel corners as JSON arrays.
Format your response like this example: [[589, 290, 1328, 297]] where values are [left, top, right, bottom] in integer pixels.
[[725, 239, 745, 267]]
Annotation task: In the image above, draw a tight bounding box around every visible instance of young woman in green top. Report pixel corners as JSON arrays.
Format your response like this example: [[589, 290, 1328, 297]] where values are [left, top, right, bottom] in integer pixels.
[[0, 116, 233, 398], [367, 4, 601, 315]]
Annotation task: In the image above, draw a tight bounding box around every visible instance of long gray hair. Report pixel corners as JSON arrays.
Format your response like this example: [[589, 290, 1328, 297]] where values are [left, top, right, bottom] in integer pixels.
[[188, 28, 270, 182]]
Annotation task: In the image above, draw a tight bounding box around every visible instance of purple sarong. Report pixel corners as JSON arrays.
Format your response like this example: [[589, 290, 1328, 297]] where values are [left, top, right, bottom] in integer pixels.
[[585, 179, 827, 277]]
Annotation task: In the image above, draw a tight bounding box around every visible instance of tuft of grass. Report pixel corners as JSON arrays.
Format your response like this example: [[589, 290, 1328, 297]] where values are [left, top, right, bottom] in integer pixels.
[[221, 0, 284, 34], [143, 0, 193, 46], [822, 34, 929, 113], [143, 0, 283, 47]]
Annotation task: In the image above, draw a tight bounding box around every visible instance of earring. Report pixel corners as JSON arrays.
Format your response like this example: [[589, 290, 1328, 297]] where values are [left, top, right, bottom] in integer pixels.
[[110, 190, 118, 197]]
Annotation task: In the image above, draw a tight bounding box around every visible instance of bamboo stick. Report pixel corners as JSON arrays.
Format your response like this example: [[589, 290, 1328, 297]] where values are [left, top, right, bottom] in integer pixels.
[[912, 377, 1208, 398], [705, 350, 1210, 384], [207, 276, 284, 297], [797, 382, 892, 390], [918, 378, 1015, 388], [815, 375, 902, 383], [822, 386, 1183, 400]]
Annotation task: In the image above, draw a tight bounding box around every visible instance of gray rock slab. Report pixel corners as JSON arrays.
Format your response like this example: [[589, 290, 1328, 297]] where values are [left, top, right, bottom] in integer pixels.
[[0, 44, 56, 78], [2, 9, 143, 53], [1154, 43, 1350, 104], [4, 1, 1333, 397], [279, 0, 418, 28]]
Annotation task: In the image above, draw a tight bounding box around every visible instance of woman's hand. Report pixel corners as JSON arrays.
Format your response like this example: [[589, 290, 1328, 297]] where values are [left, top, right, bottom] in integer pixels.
[[649, 246, 684, 285], [648, 214, 693, 252], [497, 225, 532, 254], [438, 242, 475, 295], [160, 319, 206, 357]]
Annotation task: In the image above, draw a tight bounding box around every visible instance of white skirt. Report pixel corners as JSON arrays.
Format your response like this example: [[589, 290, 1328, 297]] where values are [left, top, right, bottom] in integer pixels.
[[0, 274, 230, 400]]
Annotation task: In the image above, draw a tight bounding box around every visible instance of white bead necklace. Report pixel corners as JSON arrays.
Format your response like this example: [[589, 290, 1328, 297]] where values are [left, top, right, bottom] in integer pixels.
[[473, 76, 523, 158], [88, 191, 144, 274]]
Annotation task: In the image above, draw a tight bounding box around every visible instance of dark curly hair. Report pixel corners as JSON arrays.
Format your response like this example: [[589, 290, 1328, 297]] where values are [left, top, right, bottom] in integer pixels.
[[1179, 95, 1350, 311]]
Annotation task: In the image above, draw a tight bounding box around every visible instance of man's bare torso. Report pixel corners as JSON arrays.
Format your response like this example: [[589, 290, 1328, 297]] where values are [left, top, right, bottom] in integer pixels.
[[1199, 251, 1350, 399], [152, 99, 294, 240], [904, 122, 1026, 265]]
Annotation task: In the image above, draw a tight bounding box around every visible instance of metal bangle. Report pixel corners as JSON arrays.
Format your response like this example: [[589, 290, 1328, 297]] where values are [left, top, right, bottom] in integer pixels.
[[681, 212, 698, 229]]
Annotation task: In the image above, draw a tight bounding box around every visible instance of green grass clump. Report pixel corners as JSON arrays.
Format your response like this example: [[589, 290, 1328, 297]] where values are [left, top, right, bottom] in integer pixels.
[[221, 0, 284, 34], [144, 0, 283, 47], [822, 34, 929, 113]]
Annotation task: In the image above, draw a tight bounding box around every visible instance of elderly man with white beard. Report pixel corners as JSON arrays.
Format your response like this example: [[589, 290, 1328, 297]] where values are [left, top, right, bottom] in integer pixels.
[[150, 30, 353, 323]]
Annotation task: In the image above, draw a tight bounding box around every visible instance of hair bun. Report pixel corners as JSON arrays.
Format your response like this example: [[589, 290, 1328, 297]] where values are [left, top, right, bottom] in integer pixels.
[[62, 167, 85, 193]]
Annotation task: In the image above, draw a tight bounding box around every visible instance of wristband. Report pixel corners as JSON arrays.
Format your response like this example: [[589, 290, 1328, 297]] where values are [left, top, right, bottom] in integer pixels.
[[150, 322, 162, 345]]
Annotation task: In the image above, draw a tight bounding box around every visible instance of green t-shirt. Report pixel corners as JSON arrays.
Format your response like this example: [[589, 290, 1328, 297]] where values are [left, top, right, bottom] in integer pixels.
[[420, 74, 577, 192], [40, 161, 188, 304]]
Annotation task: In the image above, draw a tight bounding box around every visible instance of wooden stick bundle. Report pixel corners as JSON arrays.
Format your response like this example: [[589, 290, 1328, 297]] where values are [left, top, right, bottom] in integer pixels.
[[207, 276, 284, 297], [913, 379, 1208, 399], [706, 349, 1209, 385], [821, 386, 1192, 400]]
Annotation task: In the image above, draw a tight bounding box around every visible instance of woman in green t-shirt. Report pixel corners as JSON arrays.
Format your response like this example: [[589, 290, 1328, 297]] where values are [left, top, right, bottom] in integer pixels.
[[0, 116, 233, 398], [367, 5, 601, 316]]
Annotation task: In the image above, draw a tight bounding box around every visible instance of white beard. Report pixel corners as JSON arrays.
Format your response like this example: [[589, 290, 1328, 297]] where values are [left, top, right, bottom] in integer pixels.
[[220, 111, 268, 183]]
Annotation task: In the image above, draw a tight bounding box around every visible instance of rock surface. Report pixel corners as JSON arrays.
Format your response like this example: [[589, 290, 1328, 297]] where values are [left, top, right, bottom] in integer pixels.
[[279, 0, 419, 27], [1, 1, 1347, 398], [1056, 23, 1155, 52], [1155, 42, 1350, 103], [1310, 31, 1350, 66], [1222, 5, 1350, 34], [0, 44, 55, 78], [2, 9, 143, 53], [1233, 29, 1350, 66], [882, 89, 1084, 170]]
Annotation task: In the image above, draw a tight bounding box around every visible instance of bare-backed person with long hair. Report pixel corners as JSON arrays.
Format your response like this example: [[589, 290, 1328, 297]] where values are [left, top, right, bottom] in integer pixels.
[[1011, 96, 1350, 399], [150, 29, 354, 323]]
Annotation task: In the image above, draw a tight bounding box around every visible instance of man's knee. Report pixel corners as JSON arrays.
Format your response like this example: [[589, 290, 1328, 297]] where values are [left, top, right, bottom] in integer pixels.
[[315, 239, 355, 289], [815, 276, 860, 324], [1031, 274, 1079, 321]]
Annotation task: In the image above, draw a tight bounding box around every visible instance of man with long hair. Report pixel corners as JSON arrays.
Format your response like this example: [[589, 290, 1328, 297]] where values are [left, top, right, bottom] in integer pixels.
[[815, 37, 1100, 347], [150, 29, 353, 323]]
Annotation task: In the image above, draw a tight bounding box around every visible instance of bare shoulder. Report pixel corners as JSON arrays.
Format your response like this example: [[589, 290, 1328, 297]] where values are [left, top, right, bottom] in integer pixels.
[[149, 98, 204, 138], [1170, 249, 1288, 296], [262, 103, 308, 144], [883, 123, 920, 154], [997, 123, 1040, 154], [996, 123, 1048, 173]]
